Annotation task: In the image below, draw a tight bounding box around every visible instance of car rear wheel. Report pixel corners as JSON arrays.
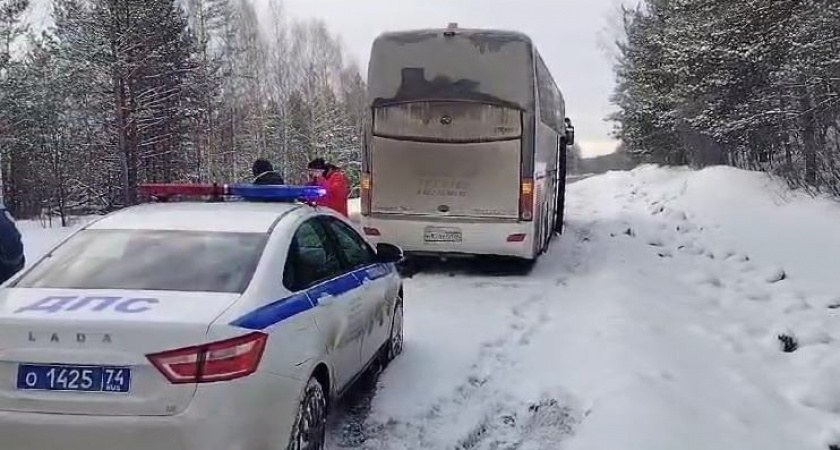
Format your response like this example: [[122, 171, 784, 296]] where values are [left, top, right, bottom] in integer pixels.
[[286, 378, 327, 450], [384, 300, 404, 364]]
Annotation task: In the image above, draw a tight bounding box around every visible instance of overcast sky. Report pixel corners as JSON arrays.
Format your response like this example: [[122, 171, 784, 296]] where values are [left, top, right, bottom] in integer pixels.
[[257, 0, 625, 157]]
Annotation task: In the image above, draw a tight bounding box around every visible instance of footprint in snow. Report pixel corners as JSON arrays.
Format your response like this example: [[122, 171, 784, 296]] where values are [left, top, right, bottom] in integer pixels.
[[763, 267, 787, 284], [671, 210, 689, 222], [745, 291, 772, 302], [647, 238, 666, 247], [688, 272, 724, 289]]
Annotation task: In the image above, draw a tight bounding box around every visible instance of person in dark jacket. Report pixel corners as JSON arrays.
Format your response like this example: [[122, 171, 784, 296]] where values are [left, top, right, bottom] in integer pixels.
[[0, 207, 24, 284], [307, 158, 350, 217], [252, 159, 285, 185]]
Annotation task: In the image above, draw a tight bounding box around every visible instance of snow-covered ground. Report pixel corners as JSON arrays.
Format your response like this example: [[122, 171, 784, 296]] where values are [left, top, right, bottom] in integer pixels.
[[19, 166, 840, 449]]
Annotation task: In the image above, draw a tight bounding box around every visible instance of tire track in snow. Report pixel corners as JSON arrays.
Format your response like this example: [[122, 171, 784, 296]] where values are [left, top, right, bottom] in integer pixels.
[[341, 225, 594, 450], [357, 291, 552, 449]]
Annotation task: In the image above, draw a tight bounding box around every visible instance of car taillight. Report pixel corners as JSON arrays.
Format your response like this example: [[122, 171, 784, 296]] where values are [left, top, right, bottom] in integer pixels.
[[147, 332, 267, 384], [520, 179, 534, 221], [361, 172, 372, 216]]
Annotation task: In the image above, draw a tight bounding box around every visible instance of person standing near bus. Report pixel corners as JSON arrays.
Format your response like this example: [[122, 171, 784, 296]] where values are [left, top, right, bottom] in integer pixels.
[[252, 158, 285, 185], [307, 158, 350, 218]]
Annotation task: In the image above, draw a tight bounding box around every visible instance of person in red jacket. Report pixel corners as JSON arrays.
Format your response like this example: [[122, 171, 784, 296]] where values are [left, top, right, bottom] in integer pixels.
[[307, 158, 350, 217]]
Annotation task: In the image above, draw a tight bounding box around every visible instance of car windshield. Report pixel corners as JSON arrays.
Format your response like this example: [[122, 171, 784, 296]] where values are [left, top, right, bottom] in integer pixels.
[[14, 230, 267, 293]]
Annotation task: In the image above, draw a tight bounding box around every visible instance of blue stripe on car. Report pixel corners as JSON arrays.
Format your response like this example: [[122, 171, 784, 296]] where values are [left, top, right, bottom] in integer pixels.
[[230, 263, 394, 330], [355, 263, 391, 282], [229, 292, 313, 330], [307, 272, 360, 306]]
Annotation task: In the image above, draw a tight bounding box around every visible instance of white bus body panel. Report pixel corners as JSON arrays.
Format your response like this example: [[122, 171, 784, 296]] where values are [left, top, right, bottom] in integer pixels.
[[362, 216, 536, 259]]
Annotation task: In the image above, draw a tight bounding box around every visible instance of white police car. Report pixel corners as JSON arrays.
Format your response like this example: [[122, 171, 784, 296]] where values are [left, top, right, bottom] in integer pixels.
[[0, 184, 405, 450]]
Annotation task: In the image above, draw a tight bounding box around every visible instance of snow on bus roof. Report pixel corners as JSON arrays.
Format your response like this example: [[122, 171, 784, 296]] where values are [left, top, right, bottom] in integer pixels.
[[88, 202, 302, 234], [374, 27, 534, 45]]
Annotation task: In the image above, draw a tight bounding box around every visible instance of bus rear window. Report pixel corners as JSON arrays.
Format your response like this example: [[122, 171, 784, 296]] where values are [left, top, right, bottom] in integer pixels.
[[368, 32, 534, 110]]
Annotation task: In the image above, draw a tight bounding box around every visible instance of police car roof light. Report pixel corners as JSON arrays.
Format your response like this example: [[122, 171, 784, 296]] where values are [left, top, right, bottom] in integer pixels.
[[227, 184, 326, 201], [139, 183, 325, 202]]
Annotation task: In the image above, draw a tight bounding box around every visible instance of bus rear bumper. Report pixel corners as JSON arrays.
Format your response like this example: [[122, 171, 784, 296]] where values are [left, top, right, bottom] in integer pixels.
[[360, 216, 536, 259]]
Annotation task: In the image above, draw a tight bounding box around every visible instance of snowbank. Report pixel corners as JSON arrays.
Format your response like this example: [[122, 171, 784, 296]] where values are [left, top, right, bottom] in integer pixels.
[[552, 165, 840, 450], [628, 165, 840, 291], [349, 165, 840, 450]]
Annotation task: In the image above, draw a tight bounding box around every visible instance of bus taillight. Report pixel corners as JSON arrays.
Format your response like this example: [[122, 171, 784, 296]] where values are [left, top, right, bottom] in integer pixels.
[[361, 172, 372, 216], [520, 179, 534, 221]]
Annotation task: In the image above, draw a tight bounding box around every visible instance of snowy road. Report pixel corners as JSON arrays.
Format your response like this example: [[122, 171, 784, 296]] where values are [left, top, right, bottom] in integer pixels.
[[19, 166, 840, 449], [330, 166, 840, 450]]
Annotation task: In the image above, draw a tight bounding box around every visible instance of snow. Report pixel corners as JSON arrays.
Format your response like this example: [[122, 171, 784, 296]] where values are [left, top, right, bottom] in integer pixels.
[[17, 219, 80, 264], [10, 0, 53, 58], [348, 197, 361, 224], [90, 202, 298, 233], [330, 165, 840, 450], [15, 167, 840, 449]]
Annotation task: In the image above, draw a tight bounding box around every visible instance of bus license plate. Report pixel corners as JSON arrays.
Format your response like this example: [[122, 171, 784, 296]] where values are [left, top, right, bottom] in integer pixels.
[[17, 364, 132, 393], [424, 228, 462, 243]]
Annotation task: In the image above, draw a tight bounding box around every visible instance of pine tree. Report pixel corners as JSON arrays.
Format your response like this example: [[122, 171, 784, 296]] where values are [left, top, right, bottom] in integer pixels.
[[611, 0, 840, 196], [0, 0, 367, 217], [0, 0, 28, 68], [51, 0, 200, 206], [0, 0, 29, 208]]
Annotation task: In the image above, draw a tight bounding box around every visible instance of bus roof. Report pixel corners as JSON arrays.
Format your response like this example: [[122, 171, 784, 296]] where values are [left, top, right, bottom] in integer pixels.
[[374, 28, 534, 47]]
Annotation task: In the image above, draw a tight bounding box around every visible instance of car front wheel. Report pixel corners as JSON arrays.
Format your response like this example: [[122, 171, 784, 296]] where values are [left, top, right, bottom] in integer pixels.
[[385, 300, 404, 363], [286, 377, 327, 450]]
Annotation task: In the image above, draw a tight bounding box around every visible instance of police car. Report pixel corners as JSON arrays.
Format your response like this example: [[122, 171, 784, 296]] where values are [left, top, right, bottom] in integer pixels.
[[0, 184, 405, 450]]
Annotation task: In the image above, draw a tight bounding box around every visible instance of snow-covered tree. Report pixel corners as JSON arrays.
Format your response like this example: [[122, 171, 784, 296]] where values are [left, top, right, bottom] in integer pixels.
[[0, 0, 30, 206], [0, 0, 366, 219], [0, 0, 28, 68], [611, 0, 840, 196]]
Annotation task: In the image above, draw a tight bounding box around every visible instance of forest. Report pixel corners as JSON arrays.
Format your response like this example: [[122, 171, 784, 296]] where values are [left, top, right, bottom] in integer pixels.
[[0, 0, 365, 222], [611, 0, 840, 197]]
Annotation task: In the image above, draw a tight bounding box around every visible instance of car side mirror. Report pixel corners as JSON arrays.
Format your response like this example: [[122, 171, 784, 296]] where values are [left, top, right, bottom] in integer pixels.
[[564, 118, 575, 147], [375, 243, 404, 264]]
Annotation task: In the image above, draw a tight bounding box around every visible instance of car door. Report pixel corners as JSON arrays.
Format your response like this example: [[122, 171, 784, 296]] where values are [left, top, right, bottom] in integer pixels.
[[283, 219, 364, 390], [321, 217, 395, 366]]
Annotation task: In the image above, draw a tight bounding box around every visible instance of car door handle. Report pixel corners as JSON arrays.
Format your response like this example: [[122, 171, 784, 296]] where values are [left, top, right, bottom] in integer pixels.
[[314, 294, 337, 307]]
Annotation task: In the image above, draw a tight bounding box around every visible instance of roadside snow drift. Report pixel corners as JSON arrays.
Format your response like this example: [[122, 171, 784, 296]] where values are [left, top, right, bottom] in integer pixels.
[[330, 165, 840, 450], [15, 166, 840, 450]]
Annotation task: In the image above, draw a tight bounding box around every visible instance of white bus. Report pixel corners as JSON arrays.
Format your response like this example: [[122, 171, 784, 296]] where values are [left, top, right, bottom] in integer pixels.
[[359, 25, 575, 262]]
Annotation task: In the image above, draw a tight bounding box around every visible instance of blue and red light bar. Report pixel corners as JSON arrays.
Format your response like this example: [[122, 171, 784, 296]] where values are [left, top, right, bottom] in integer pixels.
[[139, 183, 326, 202]]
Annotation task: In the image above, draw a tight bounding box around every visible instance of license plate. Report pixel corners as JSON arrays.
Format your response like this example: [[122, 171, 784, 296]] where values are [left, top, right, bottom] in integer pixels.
[[17, 364, 132, 393], [424, 227, 462, 243]]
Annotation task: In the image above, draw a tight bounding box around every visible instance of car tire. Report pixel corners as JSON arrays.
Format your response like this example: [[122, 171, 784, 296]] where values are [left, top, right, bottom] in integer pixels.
[[384, 300, 404, 364], [286, 377, 327, 450]]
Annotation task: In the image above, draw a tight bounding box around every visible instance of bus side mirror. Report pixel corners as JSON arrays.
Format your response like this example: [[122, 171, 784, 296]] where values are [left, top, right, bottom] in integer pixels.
[[564, 118, 575, 146]]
